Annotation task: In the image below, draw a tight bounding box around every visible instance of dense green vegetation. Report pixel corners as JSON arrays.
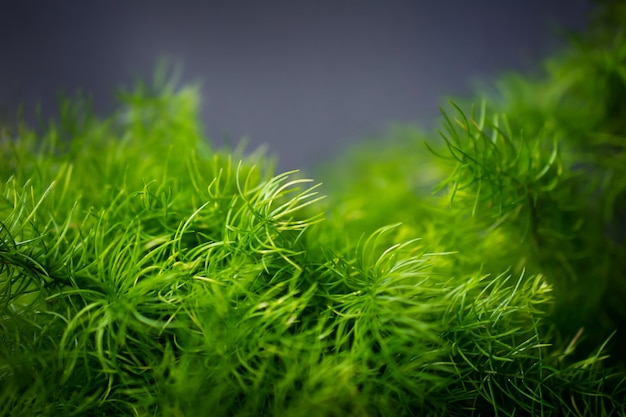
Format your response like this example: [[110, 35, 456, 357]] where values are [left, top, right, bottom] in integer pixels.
[[2, 2, 625, 415]]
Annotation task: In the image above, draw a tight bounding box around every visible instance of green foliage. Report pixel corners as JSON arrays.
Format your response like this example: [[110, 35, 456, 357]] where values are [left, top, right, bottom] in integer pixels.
[[2, 3, 626, 415], [321, 0, 626, 358]]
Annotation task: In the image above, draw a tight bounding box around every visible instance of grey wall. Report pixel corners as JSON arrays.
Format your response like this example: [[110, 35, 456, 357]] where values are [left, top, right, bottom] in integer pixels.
[[1, 0, 591, 172]]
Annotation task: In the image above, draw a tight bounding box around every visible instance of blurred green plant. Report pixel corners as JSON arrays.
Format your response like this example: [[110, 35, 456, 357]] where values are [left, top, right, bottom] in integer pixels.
[[2, 2, 626, 416], [321, 0, 626, 360]]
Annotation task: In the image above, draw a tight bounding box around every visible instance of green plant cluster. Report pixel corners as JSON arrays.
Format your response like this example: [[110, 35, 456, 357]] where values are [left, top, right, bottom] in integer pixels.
[[322, 0, 626, 355], [2, 4, 626, 417]]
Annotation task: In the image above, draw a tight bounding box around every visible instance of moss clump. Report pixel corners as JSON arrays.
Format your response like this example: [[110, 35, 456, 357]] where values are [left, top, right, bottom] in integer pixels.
[[2, 3, 626, 416], [320, 0, 626, 364]]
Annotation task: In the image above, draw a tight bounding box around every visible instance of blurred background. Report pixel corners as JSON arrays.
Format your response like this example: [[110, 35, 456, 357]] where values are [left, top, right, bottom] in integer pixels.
[[1, 0, 591, 172]]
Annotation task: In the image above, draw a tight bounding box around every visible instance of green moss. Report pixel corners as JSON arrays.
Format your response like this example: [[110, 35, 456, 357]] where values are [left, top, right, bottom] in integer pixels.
[[2, 3, 626, 416]]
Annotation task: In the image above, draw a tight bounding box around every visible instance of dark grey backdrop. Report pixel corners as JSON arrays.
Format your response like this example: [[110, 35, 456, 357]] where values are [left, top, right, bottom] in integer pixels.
[[1, 1, 591, 172]]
